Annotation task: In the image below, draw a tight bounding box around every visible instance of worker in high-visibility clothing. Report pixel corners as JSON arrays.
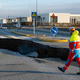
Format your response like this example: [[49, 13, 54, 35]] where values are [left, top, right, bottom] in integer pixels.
[[58, 27, 80, 75]]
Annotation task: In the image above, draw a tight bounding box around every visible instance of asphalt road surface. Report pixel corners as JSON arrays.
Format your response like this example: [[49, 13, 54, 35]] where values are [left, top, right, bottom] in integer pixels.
[[0, 49, 80, 80], [0, 28, 69, 48], [0, 28, 80, 80]]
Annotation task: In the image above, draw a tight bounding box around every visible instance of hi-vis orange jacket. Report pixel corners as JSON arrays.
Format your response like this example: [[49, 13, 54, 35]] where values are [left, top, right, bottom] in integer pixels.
[[69, 30, 80, 51]]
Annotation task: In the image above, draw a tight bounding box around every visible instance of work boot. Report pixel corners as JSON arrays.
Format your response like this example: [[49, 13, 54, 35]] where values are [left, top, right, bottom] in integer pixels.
[[77, 72, 80, 75], [58, 67, 65, 72], [77, 67, 80, 75]]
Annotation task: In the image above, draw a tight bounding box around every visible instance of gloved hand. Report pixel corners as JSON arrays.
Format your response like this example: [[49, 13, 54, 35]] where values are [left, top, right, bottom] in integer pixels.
[[69, 49, 74, 53]]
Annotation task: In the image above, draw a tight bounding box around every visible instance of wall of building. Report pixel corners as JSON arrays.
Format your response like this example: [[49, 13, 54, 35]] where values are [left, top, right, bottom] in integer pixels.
[[0, 19, 3, 24], [38, 13, 49, 22], [27, 17, 32, 22], [21, 17, 27, 22], [1, 13, 80, 25], [70, 14, 80, 23], [49, 13, 70, 23], [38, 13, 70, 23], [3, 19, 7, 24]]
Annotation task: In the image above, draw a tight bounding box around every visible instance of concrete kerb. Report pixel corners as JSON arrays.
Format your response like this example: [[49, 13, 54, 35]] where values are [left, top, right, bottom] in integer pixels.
[[22, 28, 70, 35], [12, 31, 27, 36], [38, 37, 68, 42], [12, 31, 68, 42], [11, 31, 46, 38]]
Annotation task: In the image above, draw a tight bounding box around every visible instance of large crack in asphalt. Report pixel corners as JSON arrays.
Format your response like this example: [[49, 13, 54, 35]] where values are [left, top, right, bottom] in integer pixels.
[[0, 38, 69, 61]]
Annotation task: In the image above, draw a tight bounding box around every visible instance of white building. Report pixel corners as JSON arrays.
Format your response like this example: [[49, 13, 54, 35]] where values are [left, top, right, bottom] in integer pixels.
[[16, 17, 32, 22], [38, 13, 80, 23], [70, 14, 80, 23], [0, 13, 80, 24], [0, 17, 32, 24], [0, 18, 3, 24]]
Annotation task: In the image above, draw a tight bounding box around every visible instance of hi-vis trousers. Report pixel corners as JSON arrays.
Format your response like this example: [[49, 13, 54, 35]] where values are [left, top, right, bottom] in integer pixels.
[[62, 50, 80, 71]]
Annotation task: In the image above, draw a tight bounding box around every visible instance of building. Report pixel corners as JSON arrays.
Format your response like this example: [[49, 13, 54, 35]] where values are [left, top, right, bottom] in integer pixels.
[[70, 14, 80, 23], [0, 18, 3, 24], [38, 13, 80, 23], [0, 13, 80, 26], [0, 17, 32, 25]]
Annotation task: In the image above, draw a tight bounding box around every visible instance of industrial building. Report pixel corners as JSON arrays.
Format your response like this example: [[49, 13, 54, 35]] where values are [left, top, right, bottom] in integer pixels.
[[0, 13, 80, 26], [38, 13, 80, 23], [0, 17, 32, 24]]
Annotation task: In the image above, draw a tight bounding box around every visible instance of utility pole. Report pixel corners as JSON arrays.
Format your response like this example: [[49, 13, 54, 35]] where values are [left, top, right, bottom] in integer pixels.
[[36, 0, 38, 28], [29, 0, 31, 26]]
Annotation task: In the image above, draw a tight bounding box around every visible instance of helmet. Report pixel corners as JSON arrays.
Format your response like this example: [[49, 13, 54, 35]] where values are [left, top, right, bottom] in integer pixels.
[[69, 27, 75, 31]]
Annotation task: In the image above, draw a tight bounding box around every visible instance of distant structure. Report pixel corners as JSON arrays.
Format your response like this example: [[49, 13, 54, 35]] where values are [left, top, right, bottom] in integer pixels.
[[37, 13, 80, 23], [0, 13, 80, 26], [0, 17, 32, 26]]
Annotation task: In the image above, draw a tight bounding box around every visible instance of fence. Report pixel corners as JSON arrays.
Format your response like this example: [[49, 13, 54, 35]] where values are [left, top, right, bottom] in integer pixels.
[[2, 22, 80, 27]]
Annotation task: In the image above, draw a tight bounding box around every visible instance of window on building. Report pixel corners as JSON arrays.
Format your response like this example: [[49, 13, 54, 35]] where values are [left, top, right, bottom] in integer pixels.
[[43, 17, 45, 22], [50, 16, 57, 23], [37, 16, 41, 22], [40, 18, 42, 22], [25, 18, 27, 22], [74, 19, 76, 23]]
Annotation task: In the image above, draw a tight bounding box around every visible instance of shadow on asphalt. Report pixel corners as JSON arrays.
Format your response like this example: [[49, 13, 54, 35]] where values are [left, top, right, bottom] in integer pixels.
[[0, 70, 77, 75], [43, 58, 78, 67]]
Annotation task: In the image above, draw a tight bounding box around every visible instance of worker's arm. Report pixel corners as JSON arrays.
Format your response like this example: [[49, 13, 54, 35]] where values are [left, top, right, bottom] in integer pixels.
[[69, 42, 76, 53]]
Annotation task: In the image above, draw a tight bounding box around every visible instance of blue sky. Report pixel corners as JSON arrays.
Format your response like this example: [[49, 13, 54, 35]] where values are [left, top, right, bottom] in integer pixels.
[[0, 0, 80, 18]]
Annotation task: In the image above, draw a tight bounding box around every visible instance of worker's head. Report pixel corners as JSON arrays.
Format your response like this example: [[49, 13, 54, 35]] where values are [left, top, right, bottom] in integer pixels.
[[69, 27, 75, 35], [69, 27, 75, 31]]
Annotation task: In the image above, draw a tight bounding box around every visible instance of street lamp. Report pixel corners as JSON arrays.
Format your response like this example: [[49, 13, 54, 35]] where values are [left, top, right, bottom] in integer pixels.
[[1, 5, 9, 23], [2, 5, 8, 18], [36, 0, 38, 28], [29, 0, 31, 26]]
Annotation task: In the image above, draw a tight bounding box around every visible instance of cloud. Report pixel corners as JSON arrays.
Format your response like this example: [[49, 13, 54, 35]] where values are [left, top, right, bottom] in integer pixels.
[[38, 2, 80, 14], [0, 3, 4, 8], [0, 2, 80, 18]]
